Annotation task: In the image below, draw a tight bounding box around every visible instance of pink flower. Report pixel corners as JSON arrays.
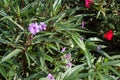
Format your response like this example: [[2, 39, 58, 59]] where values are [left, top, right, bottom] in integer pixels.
[[61, 47, 66, 52], [66, 61, 72, 67], [104, 30, 113, 40], [97, 45, 101, 51], [47, 74, 55, 80], [82, 21, 85, 28], [65, 54, 71, 59], [85, 0, 94, 8]]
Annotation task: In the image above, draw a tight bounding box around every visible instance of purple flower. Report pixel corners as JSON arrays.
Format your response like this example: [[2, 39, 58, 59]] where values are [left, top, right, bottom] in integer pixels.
[[65, 54, 71, 59], [61, 47, 66, 52], [97, 45, 101, 51], [28, 22, 47, 35], [39, 22, 47, 31], [28, 22, 39, 35], [66, 61, 72, 67], [82, 21, 85, 28], [47, 74, 55, 80]]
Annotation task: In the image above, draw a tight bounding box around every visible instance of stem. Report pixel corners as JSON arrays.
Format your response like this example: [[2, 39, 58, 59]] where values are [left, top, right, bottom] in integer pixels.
[[22, 0, 24, 8]]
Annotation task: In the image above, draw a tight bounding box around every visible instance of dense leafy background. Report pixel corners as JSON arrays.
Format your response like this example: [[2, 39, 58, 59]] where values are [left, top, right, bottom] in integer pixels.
[[0, 0, 120, 80]]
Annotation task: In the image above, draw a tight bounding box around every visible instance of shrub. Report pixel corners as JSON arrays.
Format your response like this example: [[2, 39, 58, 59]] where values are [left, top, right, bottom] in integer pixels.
[[0, 0, 120, 80]]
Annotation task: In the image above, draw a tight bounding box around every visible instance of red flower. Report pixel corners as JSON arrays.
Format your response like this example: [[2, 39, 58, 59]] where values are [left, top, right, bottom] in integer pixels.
[[85, 0, 94, 8], [104, 30, 113, 40]]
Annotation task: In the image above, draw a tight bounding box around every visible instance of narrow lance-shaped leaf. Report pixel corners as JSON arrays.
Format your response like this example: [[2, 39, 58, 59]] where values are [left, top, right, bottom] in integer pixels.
[[97, 50, 112, 59], [100, 60, 120, 67], [61, 64, 86, 80], [0, 66, 7, 79], [53, 0, 62, 15], [0, 16, 24, 31], [1, 49, 22, 63]]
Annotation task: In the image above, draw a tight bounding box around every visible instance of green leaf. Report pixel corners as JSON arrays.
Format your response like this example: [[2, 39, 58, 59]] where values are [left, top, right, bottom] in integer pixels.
[[0, 10, 7, 16], [100, 60, 120, 67], [15, 32, 24, 43], [0, 37, 9, 44], [44, 54, 53, 62], [110, 67, 120, 78], [111, 55, 120, 59], [86, 37, 103, 42], [68, 32, 92, 67], [71, 33, 86, 51], [61, 64, 85, 80], [96, 10, 101, 18], [52, 0, 62, 15], [32, 37, 64, 45], [21, 1, 37, 13], [84, 50, 92, 68], [7, 17, 24, 31], [8, 65, 17, 80], [39, 78, 49, 80], [1, 49, 22, 63], [0, 65, 7, 79], [0, 16, 24, 31], [29, 72, 48, 80], [78, 73, 95, 79], [25, 52, 31, 66], [98, 72, 108, 80], [98, 72, 117, 80], [97, 50, 112, 59], [108, 23, 115, 29]]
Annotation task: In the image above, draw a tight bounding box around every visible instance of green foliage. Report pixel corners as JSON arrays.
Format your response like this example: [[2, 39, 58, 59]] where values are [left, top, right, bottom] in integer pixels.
[[0, 0, 120, 80]]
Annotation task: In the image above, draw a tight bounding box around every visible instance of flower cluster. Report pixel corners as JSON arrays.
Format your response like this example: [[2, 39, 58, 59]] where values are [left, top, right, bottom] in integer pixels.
[[28, 22, 47, 35]]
